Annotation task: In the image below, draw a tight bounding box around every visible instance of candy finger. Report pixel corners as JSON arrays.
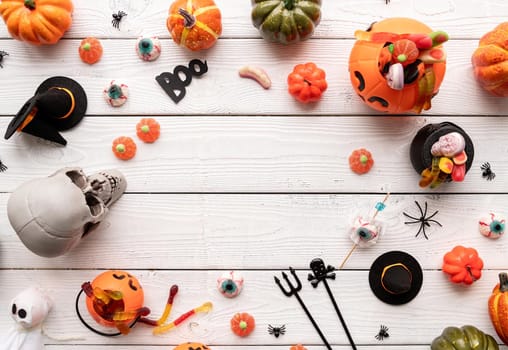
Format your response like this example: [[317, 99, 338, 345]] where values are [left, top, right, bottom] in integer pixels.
[[239, 65, 271, 89]]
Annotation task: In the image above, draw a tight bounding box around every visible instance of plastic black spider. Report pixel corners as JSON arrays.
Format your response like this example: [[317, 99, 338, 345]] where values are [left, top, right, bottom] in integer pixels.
[[267, 324, 286, 338], [481, 162, 495, 181], [111, 11, 127, 29], [375, 325, 389, 341], [0, 50, 9, 68], [403, 201, 442, 239], [0, 159, 7, 172]]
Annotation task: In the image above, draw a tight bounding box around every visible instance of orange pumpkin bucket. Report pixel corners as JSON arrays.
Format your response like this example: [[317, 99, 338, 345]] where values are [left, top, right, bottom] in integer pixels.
[[349, 18, 448, 114]]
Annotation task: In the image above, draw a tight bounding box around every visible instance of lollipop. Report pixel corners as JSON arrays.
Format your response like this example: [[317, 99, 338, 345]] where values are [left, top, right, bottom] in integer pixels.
[[349, 216, 383, 248], [339, 193, 389, 269], [479, 213, 506, 239]]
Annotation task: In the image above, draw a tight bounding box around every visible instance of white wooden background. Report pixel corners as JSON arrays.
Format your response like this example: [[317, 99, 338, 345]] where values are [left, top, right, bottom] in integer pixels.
[[1, 0, 508, 349]]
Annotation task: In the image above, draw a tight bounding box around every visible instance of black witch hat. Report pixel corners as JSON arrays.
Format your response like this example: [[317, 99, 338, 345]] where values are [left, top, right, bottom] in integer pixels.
[[4, 76, 87, 146]]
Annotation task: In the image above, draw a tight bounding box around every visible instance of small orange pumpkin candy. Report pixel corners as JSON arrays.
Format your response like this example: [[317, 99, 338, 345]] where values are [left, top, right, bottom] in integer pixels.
[[112, 136, 137, 160], [349, 148, 374, 175], [488, 272, 508, 345], [79, 37, 103, 65], [230, 312, 255, 337], [471, 22, 508, 97], [0, 0, 74, 45], [290, 345, 308, 350], [166, 0, 222, 51], [442, 245, 484, 285], [136, 118, 160, 143]]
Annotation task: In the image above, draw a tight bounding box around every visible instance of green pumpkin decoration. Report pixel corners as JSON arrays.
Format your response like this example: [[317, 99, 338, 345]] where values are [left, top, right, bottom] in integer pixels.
[[431, 325, 499, 350], [251, 0, 321, 45]]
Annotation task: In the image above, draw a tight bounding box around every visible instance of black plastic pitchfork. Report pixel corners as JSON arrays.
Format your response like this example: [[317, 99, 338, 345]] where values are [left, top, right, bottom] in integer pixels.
[[274, 267, 332, 350]]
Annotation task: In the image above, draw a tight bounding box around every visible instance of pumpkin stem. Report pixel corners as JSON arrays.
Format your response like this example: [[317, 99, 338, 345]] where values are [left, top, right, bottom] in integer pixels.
[[283, 0, 295, 10], [466, 265, 476, 282], [499, 272, 508, 292], [304, 79, 311, 86], [178, 8, 196, 28], [24, 0, 36, 9]]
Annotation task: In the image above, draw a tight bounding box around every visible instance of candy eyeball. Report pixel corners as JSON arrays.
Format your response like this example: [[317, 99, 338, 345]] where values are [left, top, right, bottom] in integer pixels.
[[104, 80, 129, 107], [479, 213, 506, 239], [136, 36, 161, 62], [217, 271, 244, 298]]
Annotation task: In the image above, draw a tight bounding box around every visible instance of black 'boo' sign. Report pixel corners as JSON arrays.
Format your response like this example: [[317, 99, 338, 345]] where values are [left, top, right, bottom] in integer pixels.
[[155, 59, 208, 104]]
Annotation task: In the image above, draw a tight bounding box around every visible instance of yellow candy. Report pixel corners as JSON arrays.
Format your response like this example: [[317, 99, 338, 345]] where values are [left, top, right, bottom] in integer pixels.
[[438, 157, 454, 174]]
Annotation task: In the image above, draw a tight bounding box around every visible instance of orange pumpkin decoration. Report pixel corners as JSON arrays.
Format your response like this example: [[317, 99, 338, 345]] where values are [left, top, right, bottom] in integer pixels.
[[442, 245, 483, 285], [488, 272, 508, 345], [174, 343, 211, 350], [230, 312, 255, 337], [166, 0, 222, 51], [0, 0, 74, 45], [349, 18, 447, 114], [79, 37, 103, 65], [85, 270, 145, 329], [136, 118, 160, 143], [471, 22, 508, 97], [112, 136, 137, 160], [349, 148, 374, 174], [290, 345, 308, 350], [287, 62, 328, 103]]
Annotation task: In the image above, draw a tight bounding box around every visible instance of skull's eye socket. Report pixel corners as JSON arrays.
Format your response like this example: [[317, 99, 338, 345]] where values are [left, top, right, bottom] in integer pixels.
[[85, 194, 103, 216], [18, 308, 27, 319], [66, 170, 87, 189], [12, 303, 16, 314]]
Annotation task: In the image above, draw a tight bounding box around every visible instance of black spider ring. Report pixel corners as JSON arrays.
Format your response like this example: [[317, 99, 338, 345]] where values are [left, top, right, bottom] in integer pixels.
[[481, 162, 496, 181], [112, 11, 127, 29], [267, 324, 286, 338], [375, 324, 389, 340], [0, 50, 9, 68], [403, 201, 442, 240]]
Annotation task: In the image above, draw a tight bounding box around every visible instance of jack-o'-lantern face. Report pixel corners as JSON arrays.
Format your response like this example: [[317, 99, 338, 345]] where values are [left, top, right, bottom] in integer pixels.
[[85, 270, 144, 327], [349, 18, 447, 114]]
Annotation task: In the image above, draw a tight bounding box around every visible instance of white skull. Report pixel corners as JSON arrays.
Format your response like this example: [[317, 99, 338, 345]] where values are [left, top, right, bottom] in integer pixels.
[[10, 287, 52, 329], [7, 167, 127, 257]]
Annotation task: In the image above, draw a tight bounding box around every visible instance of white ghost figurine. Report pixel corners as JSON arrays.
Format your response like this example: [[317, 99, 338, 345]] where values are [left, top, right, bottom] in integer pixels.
[[1, 287, 53, 350]]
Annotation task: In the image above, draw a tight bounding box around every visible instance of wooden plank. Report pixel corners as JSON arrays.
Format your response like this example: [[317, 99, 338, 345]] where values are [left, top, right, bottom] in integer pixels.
[[0, 0, 507, 39], [0, 116, 506, 193], [1, 193, 507, 270], [0, 270, 504, 346], [0, 39, 507, 116]]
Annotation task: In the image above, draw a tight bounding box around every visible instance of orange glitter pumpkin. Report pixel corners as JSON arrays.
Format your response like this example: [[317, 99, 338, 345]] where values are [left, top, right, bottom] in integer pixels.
[[136, 118, 160, 143], [166, 0, 222, 51], [349, 148, 374, 175], [85, 270, 145, 328], [471, 22, 508, 96], [231, 312, 255, 337], [112, 136, 137, 160], [349, 18, 447, 114], [79, 37, 103, 64]]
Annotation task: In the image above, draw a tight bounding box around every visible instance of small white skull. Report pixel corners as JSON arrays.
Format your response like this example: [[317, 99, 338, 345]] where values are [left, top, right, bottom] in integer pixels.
[[10, 287, 52, 329], [7, 167, 127, 257]]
